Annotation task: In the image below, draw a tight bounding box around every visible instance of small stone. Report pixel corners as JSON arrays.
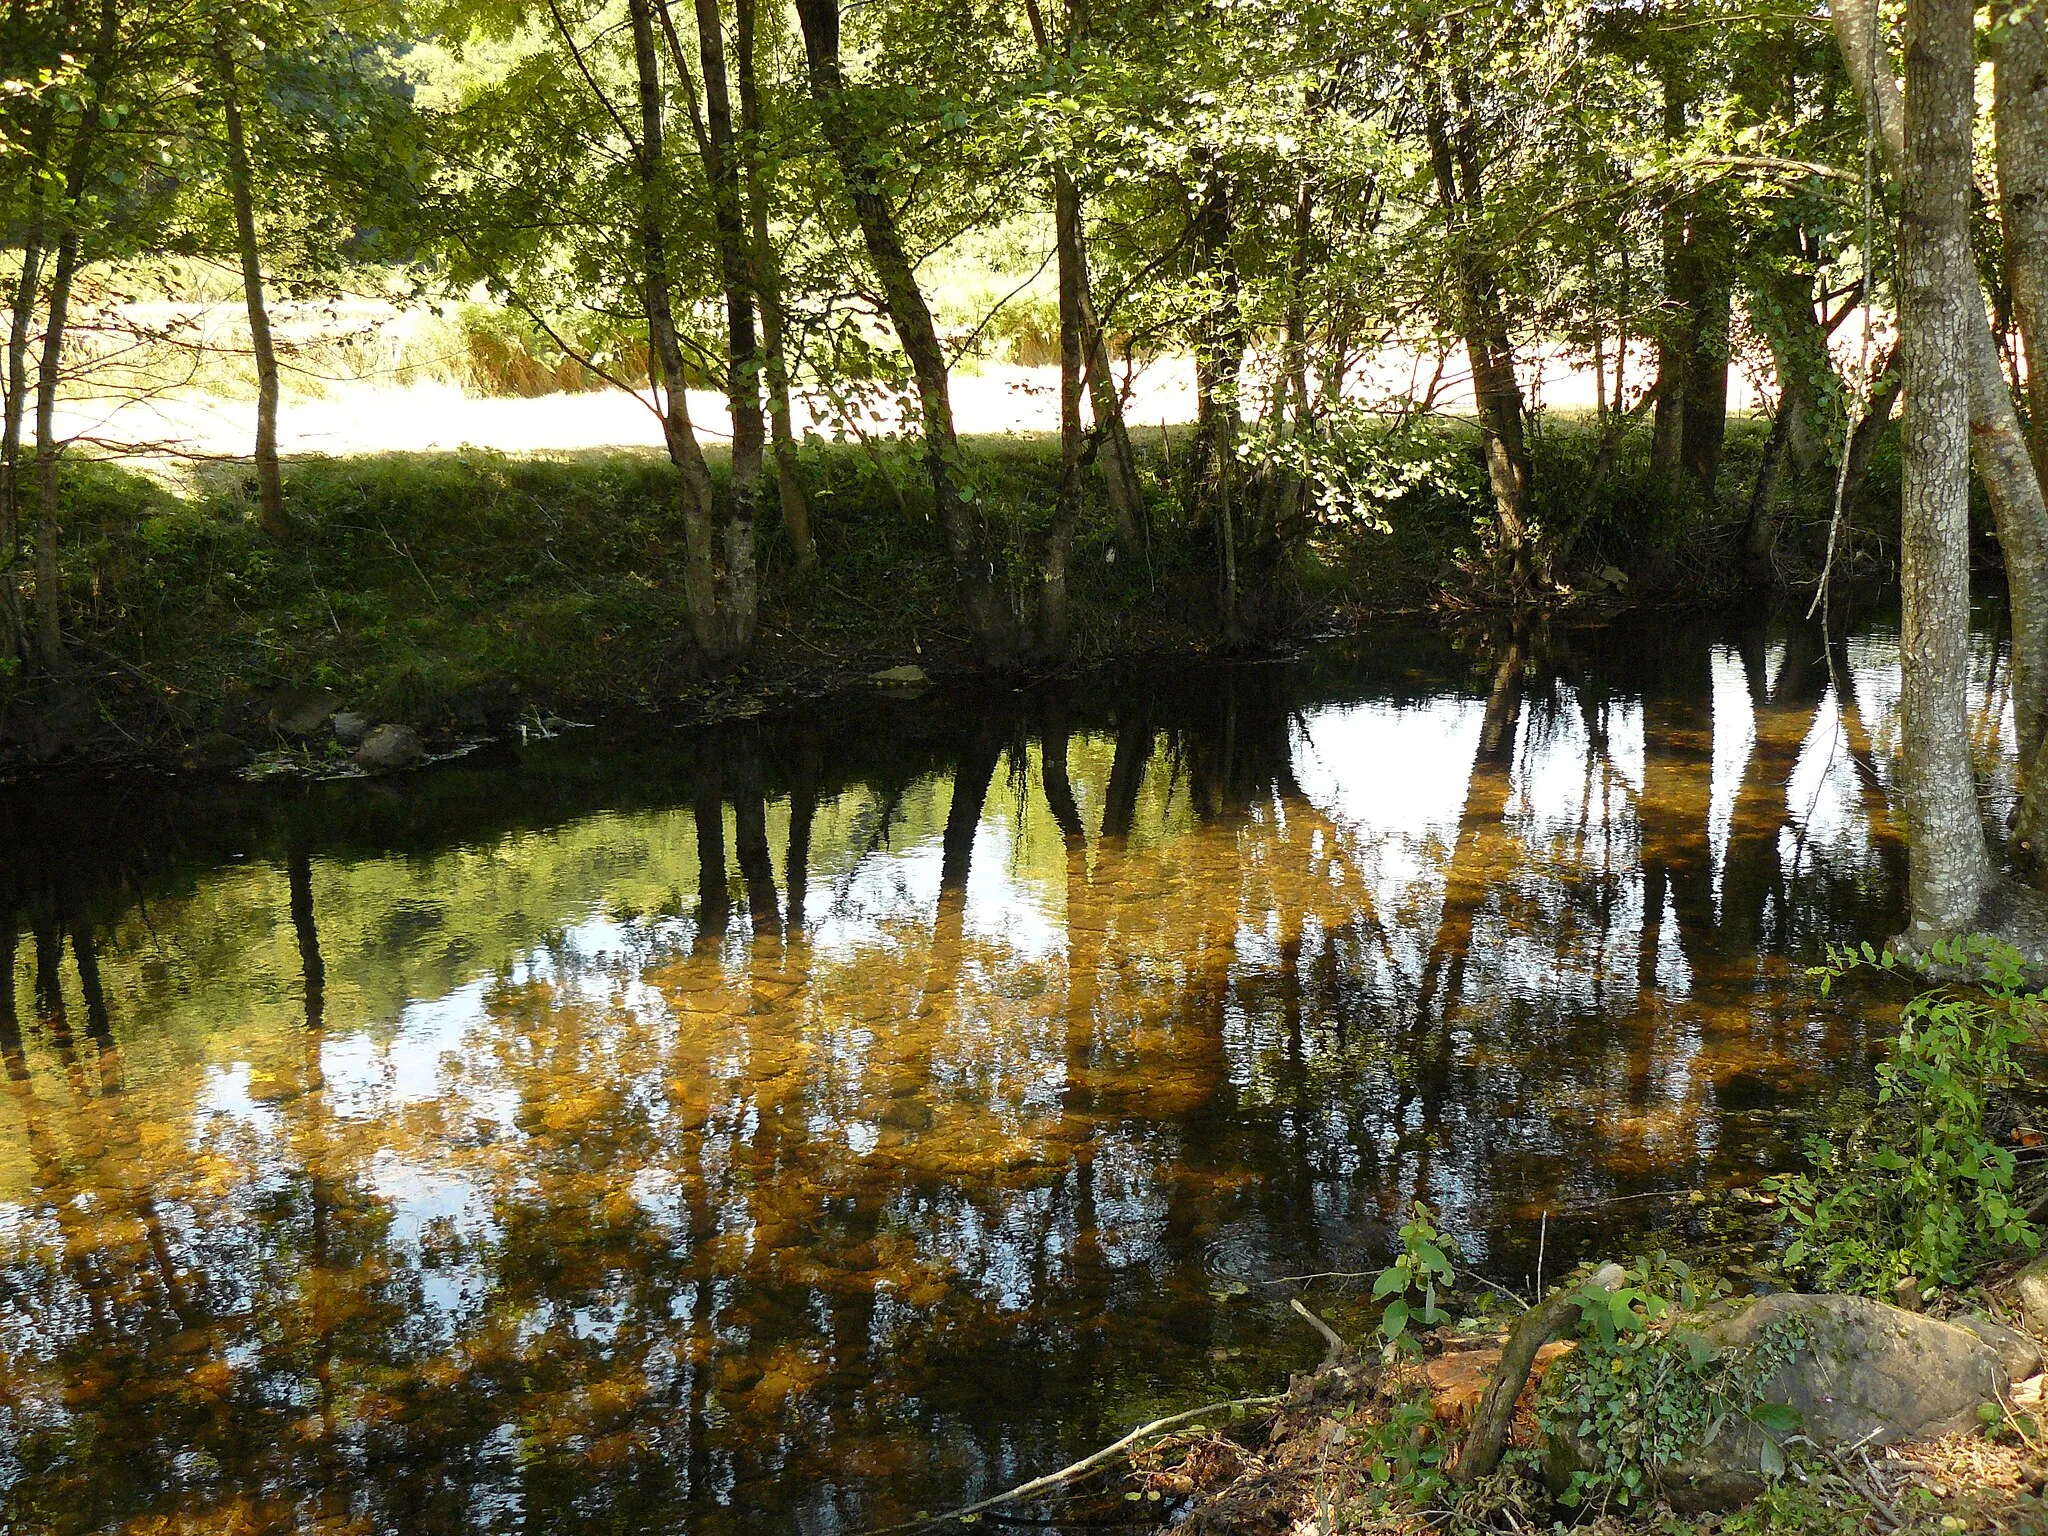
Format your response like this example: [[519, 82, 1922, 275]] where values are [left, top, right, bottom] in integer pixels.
[[331, 710, 373, 748], [355, 724, 423, 773], [1893, 1275, 1923, 1312], [184, 732, 251, 774], [869, 665, 929, 687], [268, 687, 341, 738]]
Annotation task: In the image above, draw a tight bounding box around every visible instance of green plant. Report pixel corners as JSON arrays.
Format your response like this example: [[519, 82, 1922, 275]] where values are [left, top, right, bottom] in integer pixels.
[[1537, 1254, 1807, 1510], [1767, 936, 2042, 1292], [1371, 1201, 1458, 1346]]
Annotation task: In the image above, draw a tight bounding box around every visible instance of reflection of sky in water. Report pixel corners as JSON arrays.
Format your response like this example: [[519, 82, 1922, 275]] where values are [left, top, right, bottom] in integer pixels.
[[0, 611, 2027, 1536]]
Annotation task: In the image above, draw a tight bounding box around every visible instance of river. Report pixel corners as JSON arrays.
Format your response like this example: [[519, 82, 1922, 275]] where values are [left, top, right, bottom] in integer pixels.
[[0, 606, 2014, 1533]]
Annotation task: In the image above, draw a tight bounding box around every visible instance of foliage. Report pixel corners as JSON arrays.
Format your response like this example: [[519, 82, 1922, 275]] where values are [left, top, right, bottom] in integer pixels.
[[1767, 936, 2043, 1293], [1370, 1200, 1459, 1346], [1536, 1252, 1809, 1511]]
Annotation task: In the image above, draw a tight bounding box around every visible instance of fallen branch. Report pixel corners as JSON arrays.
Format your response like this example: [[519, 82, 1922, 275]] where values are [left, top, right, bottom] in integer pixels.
[[1454, 1262, 1624, 1484], [1291, 1296, 1351, 1368], [868, 1393, 1287, 1533]]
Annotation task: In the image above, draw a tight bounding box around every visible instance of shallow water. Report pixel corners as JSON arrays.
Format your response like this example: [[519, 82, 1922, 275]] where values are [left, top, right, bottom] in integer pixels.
[[0, 607, 2017, 1534]]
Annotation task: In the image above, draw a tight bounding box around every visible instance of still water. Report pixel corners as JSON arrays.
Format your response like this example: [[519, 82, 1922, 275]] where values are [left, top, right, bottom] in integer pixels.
[[0, 609, 2016, 1534]]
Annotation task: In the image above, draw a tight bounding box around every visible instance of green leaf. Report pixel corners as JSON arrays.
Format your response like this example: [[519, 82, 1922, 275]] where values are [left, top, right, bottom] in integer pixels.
[[1759, 1437, 1785, 1479], [1380, 1298, 1409, 1339], [1749, 1401, 1803, 1434]]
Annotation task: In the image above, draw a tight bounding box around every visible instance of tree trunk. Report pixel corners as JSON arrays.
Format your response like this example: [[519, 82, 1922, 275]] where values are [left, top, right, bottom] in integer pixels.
[[1896, 0, 1994, 936], [792, 0, 1012, 660], [1653, 68, 1688, 482], [1996, 0, 2048, 483], [735, 0, 815, 572], [690, 0, 761, 655], [214, 28, 286, 542], [1, 228, 40, 669], [1422, 81, 1533, 590], [1834, 0, 2048, 816], [31, 228, 77, 672], [1187, 152, 1244, 632], [1678, 206, 1733, 498], [1038, 168, 1085, 656], [625, 0, 724, 661]]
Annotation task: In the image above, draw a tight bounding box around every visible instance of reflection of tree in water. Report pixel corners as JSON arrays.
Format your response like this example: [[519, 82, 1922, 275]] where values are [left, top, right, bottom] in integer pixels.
[[0, 613, 1962, 1533]]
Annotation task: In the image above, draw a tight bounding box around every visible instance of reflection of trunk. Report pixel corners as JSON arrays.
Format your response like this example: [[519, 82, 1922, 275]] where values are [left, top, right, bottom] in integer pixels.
[[1895, 0, 1995, 933], [1719, 626, 1826, 951], [0, 907, 24, 1079], [785, 727, 820, 931], [694, 760, 731, 945], [67, 914, 115, 1082], [734, 0, 814, 570], [1041, 709, 1085, 844], [1422, 78, 1532, 586], [1835, 0, 2048, 835], [625, 0, 727, 663], [214, 28, 286, 541], [31, 905, 69, 1064], [1636, 640, 1718, 991], [792, 0, 1011, 659], [1100, 708, 1150, 838], [289, 850, 325, 1031], [733, 741, 781, 939], [1418, 640, 1523, 1018]]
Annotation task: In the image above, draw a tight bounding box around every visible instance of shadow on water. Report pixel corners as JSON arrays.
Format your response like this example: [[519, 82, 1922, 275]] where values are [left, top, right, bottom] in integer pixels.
[[0, 603, 2014, 1533]]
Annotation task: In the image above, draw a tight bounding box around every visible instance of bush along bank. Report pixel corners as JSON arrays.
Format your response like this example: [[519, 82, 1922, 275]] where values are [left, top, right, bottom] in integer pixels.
[[894, 938, 2048, 1535], [0, 412, 1902, 777]]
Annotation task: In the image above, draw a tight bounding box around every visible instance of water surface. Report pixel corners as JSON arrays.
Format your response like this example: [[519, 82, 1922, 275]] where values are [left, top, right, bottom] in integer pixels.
[[0, 608, 2015, 1533]]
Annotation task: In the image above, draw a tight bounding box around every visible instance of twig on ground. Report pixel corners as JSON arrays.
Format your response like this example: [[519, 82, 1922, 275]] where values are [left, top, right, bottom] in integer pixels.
[[867, 1394, 1286, 1534]]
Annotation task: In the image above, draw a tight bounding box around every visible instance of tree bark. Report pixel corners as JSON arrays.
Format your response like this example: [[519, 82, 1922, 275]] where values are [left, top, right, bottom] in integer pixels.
[[1187, 152, 1244, 632], [1833, 0, 2048, 806], [31, 228, 78, 673], [1895, 0, 1995, 935], [792, 0, 1012, 660], [624, 0, 724, 661], [1996, 0, 2048, 483], [214, 27, 286, 541], [1038, 167, 1085, 656], [735, 0, 815, 572]]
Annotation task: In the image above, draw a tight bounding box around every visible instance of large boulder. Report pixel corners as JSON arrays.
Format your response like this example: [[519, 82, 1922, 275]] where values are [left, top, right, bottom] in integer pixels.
[[356, 724, 424, 773], [268, 687, 341, 738], [1544, 1293, 2009, 1512]]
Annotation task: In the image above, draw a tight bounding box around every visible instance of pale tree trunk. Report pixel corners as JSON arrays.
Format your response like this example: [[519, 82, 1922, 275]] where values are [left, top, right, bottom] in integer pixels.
[[31, 228, 76, 672], [1423, 79, 1533, 590], [214, 28, 286, 541], [1994, 0, 2048, 481], [792, 0, 1014, 661], [686, 0, 760, 655], [625, 0, 723, 660], [1895, 0, 1994, 935], [734, 0, 814, 572], [1833, 0, 2048, 825]]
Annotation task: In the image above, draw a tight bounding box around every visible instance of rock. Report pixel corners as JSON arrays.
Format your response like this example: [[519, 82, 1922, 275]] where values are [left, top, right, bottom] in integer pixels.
[[331, 710, 374, 748], [1597, 565, 1630, 591], [268, 687, 340, 738], [1543, 1293, 2009, 1512], [184, 732, 251, 774], [2014, 1254, 2048, 1338], [1893, 1275, 1924, 1312], [355, 724, 423, 773], [869, 664, 929, 687], [1954, 1313, 2044, 1383]]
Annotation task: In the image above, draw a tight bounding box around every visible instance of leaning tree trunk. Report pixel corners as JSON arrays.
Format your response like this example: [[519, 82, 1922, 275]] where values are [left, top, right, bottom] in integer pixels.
[[1896, 0, 1995, 936], [1997, 0, 2048, 481], [214, 28, 286, 542], [1833, 0, 2048, 852], [1423, 82, 1533, 591], [625, 0, 724, 660], [735, 0, 815, 572], [792, 0, 1012, 661]]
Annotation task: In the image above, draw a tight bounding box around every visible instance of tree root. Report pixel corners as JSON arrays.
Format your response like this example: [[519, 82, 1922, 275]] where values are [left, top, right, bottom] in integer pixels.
[[1454, 1261, 1623, 1484]]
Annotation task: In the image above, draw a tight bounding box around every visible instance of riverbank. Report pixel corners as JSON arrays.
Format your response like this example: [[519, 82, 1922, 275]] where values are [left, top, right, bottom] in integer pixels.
[[0, 413, 1883, 776]]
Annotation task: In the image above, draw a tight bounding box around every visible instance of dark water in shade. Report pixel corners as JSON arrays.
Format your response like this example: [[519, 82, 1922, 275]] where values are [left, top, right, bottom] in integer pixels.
[[0, 607, 2020, 1534]]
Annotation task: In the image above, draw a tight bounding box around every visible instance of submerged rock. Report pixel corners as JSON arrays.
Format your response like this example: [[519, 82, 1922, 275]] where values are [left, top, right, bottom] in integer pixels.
[[268, 687, 341, 738], [356, 724, 424, 773], [331, 710, 374, 748], [869, 664, 929, 687], [1544, 1293, 2010, 1511]]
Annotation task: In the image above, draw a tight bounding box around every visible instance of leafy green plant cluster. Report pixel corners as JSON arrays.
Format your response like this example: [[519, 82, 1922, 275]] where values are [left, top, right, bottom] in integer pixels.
[[1371, 1200, 1459, 1346], [1538, 1253, 1808, 1511], [1767, 935, 2042, 1293]]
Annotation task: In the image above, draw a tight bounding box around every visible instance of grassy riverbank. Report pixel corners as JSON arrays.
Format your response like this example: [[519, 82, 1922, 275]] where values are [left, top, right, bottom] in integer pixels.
[[0, 413, 1887, 771]]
